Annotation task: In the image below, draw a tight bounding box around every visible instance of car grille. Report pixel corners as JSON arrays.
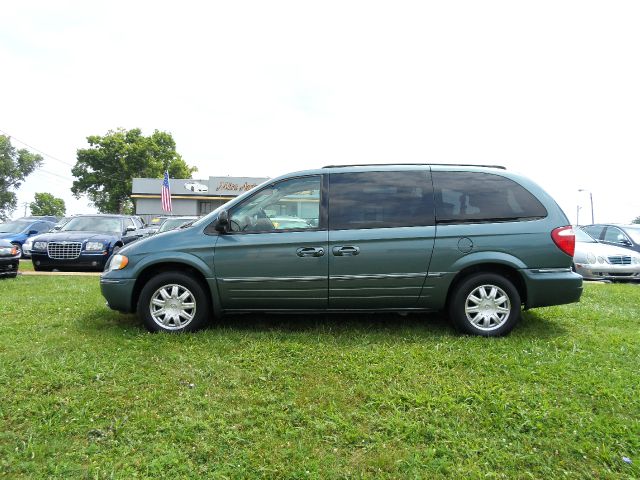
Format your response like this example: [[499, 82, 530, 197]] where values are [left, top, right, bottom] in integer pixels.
[[608, 255, 631, 265], [48, 242, 82, 259]]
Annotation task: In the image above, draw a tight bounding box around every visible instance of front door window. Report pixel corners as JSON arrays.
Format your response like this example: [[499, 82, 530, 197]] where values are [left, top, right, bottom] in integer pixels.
[[229, 176, 321, 233]]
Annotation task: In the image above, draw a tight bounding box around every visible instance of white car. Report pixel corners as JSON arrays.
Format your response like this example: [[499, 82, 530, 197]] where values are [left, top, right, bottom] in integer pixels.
[[184, 182, 208, 193], [573, 229, 640, 281]]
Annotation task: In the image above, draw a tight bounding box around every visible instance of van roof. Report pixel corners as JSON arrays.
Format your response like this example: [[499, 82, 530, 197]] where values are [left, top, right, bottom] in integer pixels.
[[322, 163, 506, 170]]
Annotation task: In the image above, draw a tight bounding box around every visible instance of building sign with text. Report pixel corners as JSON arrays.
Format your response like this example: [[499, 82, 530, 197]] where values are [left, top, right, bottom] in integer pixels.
[[209, 177, 269, 196]]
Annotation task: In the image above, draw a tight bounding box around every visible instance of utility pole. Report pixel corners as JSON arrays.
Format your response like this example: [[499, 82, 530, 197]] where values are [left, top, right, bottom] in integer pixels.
[[578, 189, 594, 224], [22, 202, 29, 217]]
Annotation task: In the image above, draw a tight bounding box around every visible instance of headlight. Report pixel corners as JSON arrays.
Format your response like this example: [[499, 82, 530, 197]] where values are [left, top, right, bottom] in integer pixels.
[[33, 241, 48, 250], [85, 242, 105, 251], [0, 246, 14, 255], [633, 256, 640, 265], [586, 252, 596, 264], [107, 254, 129, 271]]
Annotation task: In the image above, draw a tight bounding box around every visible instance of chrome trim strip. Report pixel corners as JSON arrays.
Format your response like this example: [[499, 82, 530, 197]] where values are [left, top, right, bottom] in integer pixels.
[[530, 268, 572, 274], [220, 276, 326, 283], [331, 272, 427, 281], [426, 272, 447, 278], [221, 273, 429, 283]]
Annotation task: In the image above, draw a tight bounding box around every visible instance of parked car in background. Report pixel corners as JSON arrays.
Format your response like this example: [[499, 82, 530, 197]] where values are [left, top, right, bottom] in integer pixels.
[[101, 164, 582, 336], [23, 215, 60, 223], [22, 236, 35, 259], [573, 228, 640, 281], [581, 224, 640, 254], [50, 216, 72, 232], [0, 218, 56, 257], [157, 216, 199, 233], [0, 239, 20, 278], [30, 214, 148, 271], [23, 217, 74, 258], [268, 216, 314, 229], [143, 216, 169, 234]]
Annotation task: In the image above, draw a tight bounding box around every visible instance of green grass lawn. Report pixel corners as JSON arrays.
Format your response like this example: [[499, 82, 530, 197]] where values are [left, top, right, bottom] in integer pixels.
[[18, 259, 33, 272], [1, 275, 638, 479]]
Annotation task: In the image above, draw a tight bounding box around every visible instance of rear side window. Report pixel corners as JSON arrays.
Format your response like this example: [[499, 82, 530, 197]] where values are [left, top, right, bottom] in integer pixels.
[[432, 171, 547, 224], [329, 171, 434, 230], [582, 225, 604, 240]]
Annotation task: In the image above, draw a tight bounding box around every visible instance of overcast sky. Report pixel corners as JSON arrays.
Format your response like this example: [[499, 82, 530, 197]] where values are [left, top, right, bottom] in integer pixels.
[[2, 1, 639, 224]]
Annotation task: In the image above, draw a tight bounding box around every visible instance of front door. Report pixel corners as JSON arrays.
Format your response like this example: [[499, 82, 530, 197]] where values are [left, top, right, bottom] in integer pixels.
[[327, 170, 436, 309], [214, 175, 328, 311]]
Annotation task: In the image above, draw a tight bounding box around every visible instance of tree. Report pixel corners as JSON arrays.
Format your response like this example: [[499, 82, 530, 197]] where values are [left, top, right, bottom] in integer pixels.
[[30, 192, 66, 217], [632, 216, 640, 225], [0, 135, 43, 219], [71, 128, 196, 214]]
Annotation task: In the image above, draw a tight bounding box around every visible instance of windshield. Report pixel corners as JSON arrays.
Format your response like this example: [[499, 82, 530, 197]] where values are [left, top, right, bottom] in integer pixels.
[[61, 217, 122, 233], [0, 221, 30, 233], [625, 226, 640, 243], [576, 229, 597, 243]]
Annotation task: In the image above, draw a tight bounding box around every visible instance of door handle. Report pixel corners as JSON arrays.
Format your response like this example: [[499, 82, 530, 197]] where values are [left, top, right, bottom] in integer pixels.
[[332, 246, 360, 256], [296, 247, 325, 257]]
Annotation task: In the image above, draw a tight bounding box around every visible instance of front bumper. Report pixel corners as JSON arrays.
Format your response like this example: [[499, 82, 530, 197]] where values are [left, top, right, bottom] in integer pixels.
[[31, 251, 110, 271], [574, 263, 640, 281], [520, 268, 583, 309], [100, 277, 136, 312], [0, 257, 20, 276]]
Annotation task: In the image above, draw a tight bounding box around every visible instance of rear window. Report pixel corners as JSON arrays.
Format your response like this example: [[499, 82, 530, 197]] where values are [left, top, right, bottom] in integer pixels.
[[432, 171, 547, 224], [329, 171, 434, 230]]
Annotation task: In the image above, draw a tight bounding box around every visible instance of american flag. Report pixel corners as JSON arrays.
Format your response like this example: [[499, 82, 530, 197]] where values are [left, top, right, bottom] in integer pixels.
[[161, 171, 172, 212]]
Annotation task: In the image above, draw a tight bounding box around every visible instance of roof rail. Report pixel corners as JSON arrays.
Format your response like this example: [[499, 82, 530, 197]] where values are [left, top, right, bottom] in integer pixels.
[[322, 163, 506, 170]]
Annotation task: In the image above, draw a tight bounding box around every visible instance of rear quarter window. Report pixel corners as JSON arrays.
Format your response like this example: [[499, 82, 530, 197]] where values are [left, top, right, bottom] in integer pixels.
[[432, 171, 547, 224]]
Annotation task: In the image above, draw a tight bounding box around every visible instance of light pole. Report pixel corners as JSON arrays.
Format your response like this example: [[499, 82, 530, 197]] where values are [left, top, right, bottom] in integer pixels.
[[578, 189, 594, 224]]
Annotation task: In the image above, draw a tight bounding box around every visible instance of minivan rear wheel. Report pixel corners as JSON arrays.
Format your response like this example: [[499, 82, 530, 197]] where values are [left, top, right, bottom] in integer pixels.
[[138, 271, 210, 333], [449, 273, 521, 336]]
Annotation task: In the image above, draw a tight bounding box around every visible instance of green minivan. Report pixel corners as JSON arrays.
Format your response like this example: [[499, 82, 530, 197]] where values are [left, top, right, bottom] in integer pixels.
[[101, 164, 582, 336]]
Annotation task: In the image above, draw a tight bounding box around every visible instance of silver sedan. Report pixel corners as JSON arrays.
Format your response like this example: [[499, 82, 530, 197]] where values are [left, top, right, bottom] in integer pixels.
[[574, 229, 640, 281]]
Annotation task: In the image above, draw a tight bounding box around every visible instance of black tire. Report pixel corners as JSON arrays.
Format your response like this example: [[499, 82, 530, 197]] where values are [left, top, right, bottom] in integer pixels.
[[137, 271, 210, 333], [33, 265, 51, 272], [448, 273, 521, 337]]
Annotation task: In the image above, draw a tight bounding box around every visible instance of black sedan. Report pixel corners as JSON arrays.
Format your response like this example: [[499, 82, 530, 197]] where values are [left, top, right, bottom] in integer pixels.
[[0, 239, 20, 278], [30, 215, 148, 271]]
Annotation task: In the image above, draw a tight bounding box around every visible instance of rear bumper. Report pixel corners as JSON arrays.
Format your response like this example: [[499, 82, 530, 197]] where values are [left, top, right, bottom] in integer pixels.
[[521, 268, 583, 309], [100, 277, 136, 313]]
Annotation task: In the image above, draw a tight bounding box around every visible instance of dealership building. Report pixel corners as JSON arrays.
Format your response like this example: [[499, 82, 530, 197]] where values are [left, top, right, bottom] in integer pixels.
[[131, 176, 269, 221]]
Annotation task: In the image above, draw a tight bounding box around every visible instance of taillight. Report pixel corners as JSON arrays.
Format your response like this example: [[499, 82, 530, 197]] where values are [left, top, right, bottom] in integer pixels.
[[551, 226, 575, 257]]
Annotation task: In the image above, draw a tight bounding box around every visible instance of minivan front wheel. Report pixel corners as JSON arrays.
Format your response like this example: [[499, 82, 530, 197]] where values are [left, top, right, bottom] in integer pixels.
[[138, 272, 210, 333], [449, 273, 521, 336]]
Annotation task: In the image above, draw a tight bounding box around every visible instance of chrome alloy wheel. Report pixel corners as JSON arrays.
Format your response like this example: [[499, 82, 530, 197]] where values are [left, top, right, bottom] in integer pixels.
[[149, 284, 197, 330], [464, 284, 511, 331]]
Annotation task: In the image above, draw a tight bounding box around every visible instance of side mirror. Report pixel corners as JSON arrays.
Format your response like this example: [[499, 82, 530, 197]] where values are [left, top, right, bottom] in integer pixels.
[[215, 210, 230, 233], [28, 230, 38, 235], [126, 225, 136, 232]]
